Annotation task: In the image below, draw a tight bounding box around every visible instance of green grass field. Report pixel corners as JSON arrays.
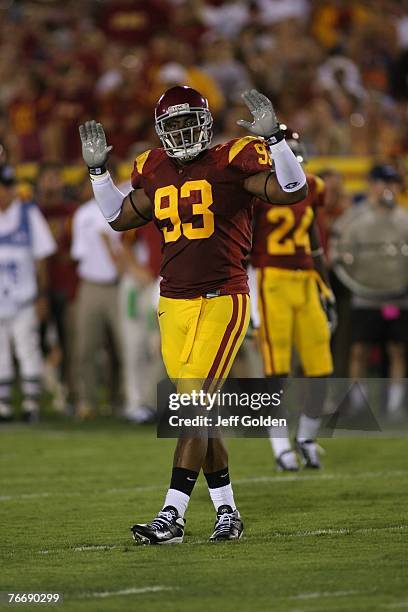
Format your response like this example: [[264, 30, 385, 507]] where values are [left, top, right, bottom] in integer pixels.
[[1, 420, 407, 612]]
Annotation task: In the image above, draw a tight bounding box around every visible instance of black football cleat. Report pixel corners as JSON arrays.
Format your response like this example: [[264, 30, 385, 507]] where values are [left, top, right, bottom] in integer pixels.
[[209, 505, 244, 542], [295, 439, 321, 469], [130, 506, 185, 545], [275, 449, 299, 472]]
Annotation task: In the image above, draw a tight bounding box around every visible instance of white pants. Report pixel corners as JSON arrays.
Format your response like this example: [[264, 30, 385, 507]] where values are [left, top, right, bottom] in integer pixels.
[[0, 305, 42, 402], [119, 275, 163, 411]]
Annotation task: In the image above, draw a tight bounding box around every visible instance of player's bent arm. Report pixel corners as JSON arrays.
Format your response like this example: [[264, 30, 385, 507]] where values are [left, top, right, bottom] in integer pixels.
[[90, 172, 152, 231], [244, 171, 308, 205], [237, 89, 307, 202], [110, 189, 153, 231]]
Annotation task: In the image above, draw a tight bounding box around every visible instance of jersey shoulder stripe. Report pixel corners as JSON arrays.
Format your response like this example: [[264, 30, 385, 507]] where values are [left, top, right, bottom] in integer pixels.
[[227, 136, 261, 164], [133, 148, 167, 177], [134, 149, 152, 175], [131, 148, 167, 189]]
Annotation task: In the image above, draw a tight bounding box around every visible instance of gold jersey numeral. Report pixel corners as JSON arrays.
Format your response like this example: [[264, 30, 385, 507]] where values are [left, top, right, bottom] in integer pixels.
[[154, 180, 214, 243], [154, 185, 181, 243], [254, 142, 271, 165], [266, 206, 313, 255]]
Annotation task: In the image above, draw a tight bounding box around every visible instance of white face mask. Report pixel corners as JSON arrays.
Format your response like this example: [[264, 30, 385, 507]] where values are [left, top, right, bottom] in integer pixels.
[[155, 109, 213, 161], [171, 142, 204, 161]]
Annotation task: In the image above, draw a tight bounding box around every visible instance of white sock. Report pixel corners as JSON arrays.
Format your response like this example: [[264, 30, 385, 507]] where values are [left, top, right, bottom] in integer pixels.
[[297, 414, 321, 442], [268, 424, 291, 458], [387, 381, 405, 413], [163, 488, 190, 518], [208, 484, 236, 513]]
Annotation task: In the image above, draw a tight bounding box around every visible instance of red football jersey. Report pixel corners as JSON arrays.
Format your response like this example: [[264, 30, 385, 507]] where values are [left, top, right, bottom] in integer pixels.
[[251, 174, 325, 270], [131, 137, 272, 298]]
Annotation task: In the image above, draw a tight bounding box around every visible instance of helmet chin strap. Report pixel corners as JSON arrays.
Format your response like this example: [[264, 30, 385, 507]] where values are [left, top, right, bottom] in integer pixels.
[[174, 143, 203, 160], [163, 139, 203, 161]]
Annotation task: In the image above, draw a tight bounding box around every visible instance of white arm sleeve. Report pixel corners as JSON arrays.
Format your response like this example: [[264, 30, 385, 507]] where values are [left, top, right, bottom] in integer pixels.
[[90, 172, 125, 222], [268, 139, 306, 192]]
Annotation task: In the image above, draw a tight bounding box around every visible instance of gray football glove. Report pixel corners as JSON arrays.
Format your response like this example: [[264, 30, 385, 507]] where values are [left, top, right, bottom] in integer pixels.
[[79, 120, 112, 175], [237, 89, 283, 144]]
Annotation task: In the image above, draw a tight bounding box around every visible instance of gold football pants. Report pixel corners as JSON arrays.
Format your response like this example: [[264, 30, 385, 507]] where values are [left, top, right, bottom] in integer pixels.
[[257, 267, 333, 376], [158, 294, 250, 392]]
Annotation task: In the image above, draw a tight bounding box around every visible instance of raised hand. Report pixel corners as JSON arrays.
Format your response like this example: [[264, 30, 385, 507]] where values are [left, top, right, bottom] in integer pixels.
[[79, 120, 112, 171], [237, 89, 281, 141]]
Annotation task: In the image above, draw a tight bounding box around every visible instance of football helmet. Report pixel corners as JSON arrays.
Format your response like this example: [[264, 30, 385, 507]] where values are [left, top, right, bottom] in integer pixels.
[[280, 124, 307, 164], [155, 86, 213, 161]]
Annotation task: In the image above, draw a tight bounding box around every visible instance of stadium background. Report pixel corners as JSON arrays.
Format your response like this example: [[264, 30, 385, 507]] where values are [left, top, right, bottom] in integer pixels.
[[2, 0, 408, 405], [1, 1, 408, 611]]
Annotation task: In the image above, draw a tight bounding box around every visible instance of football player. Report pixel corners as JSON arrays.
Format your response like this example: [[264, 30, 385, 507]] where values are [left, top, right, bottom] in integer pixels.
[[251, 128, 336, 471], [79, 88, 307, 544]]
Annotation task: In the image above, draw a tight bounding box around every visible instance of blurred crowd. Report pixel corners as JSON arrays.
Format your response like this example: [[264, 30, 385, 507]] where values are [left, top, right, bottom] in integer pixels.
[[0, 0, 407, 164], [0, 0, 408, 422]]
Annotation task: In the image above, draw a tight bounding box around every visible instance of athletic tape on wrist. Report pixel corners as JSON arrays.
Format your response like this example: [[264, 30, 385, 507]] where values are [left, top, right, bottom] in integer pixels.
[[89, 165, 107, 177], [265, 129, 284, 146]]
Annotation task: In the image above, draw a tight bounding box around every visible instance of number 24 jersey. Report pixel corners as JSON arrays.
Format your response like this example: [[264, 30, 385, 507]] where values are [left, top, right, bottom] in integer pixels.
[[251, 174, 325, 271], [131, 136, 271, 299]]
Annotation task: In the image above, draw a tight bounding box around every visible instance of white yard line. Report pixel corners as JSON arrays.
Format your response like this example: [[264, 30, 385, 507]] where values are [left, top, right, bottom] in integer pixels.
[[2, 469, 407, 503], [272, 524, 408, 538], [0, 492, 52, 502], [289, 589, 366, 600], [383, 602, 408, 609], [73, 544, 121, 552], [39, 544, 121, 554], [78, 586, 175, 599]]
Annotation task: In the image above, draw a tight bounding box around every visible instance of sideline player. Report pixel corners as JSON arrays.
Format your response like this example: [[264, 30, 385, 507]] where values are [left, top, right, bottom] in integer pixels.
[[251, 128, 336, 471], [0, 164, 56, 421], [79, 88, 307, 543]]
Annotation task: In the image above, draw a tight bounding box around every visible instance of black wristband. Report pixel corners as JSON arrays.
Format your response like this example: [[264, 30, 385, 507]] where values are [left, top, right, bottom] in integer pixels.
[[265, 128, 284, 146], [88, 165, 107, 176]]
